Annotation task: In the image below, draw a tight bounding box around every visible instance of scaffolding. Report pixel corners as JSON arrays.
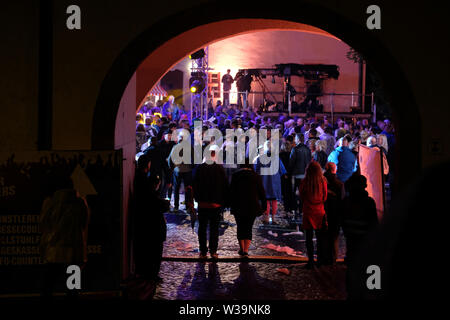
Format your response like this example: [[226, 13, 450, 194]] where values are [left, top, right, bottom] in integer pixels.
[[190, 47, 210, 123]]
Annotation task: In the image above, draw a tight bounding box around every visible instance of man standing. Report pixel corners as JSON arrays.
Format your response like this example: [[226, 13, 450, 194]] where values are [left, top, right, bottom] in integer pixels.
[[168, 132, 194, 212], [193, 146, 229, 259], [235, 70, 252, 109], [289, 133, 312, 218], [222, 69, 234, 107], [159, 131, 175, 201], [327, 134, 358, 184]]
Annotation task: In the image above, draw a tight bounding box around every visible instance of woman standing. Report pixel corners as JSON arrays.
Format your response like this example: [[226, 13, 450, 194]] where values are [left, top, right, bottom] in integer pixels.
[[230, 160, 267, 257], [300, 161, 328, 268], [254, 140, 287, 225], [313, 139, 328, 170]]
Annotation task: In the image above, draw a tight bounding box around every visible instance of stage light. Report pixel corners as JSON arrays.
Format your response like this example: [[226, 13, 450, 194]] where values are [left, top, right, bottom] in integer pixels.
[[189, 75, 205, 94], [189, 49, 205, 60]]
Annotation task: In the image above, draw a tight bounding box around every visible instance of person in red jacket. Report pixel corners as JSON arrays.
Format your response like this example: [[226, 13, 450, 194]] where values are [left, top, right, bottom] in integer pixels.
[[300, 160, 328, 268]]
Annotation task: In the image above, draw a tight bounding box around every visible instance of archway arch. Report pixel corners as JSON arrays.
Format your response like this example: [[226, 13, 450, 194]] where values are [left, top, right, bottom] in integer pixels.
[[93, 1, 421, 190], [92, 1, 421, 278], [133, 20, 341, 110]]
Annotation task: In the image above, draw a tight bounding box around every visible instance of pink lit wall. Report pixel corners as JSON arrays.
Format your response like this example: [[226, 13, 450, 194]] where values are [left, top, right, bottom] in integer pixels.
[[172, 30, 360, 112]]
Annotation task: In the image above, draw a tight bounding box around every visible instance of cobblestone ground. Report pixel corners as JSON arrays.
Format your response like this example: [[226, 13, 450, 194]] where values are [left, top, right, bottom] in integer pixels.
[[154, 199, 348, 300]]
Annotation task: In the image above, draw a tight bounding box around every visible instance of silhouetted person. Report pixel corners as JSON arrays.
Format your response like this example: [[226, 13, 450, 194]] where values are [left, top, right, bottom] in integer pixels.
[[222, 69, 234, 107], [342, 173, 378, 266], [159, 131, 175, 200], [280, 136, 295, 214], [168, 132, 194, 212], [327, 134, 358, 184], [230, 160, 267, 257], [193, 146, 229, 260], [346, 161, 447, 301], [134, 156, 169, 282]]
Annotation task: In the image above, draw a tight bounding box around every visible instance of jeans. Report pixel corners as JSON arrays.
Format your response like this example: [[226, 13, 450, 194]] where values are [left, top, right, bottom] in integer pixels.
[[172, 170, 192, 209], [223, 91, 230, 107], [197, 207, 222, 255]]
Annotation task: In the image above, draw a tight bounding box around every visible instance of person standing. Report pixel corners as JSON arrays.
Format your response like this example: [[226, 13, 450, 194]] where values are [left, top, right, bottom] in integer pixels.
[[159, 131, 175, 201], [193, 146, 229, 260], [342, 173, 378, 265], [235, 71, 252, 109], [230, 160, 267, 257], [168, 132, 194, 212], [134, 156, 169, 282], [280, 136, 295, 215], [222, 69, 234, 107], [289, 133, 312, 219], [313, 139, 328, 170], [327, 134, 358, 185], [323, 162, 345, 265], [300, 161, 328, 268], [254, 140, 287, 225]]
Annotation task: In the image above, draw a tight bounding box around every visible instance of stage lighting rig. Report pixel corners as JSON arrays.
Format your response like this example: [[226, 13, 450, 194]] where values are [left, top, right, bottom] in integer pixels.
[[189, 71, 206, 94]]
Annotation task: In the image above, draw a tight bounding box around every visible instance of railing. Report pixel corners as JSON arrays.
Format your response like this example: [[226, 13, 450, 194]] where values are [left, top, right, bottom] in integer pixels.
[[218, 91, 375, 124]]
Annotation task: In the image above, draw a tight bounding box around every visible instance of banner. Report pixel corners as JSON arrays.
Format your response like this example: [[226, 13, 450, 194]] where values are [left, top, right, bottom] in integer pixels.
[[358, 145, 385, 220], [0, 151, 122, 294]]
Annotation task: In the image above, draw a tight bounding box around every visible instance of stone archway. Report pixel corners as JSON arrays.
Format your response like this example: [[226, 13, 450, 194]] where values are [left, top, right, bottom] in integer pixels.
[[92, 1, 421, 278], [93, 1, 420, 187]]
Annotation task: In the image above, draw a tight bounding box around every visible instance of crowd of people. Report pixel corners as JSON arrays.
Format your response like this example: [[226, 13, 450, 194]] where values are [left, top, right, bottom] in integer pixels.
[[133, 96, 395, 281]]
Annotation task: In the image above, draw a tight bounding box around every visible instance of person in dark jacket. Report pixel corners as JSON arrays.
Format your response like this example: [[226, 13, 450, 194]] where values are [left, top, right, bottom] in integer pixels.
[[289, 133, 312, 218], [193, 146, 229, 260], [279, 136, 295, 215], [158, 131, 175, 200], [142, 136, 163, 177], [342, 172, 378, 265], [168, 132, 194, 212], [230, 160, 267, 257], [323, 162, 345, 264], [134, 156, 169, 282]]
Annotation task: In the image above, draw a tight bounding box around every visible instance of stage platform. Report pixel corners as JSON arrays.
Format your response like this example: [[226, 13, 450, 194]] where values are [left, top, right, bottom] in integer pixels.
[[261, 112, 373, 120]]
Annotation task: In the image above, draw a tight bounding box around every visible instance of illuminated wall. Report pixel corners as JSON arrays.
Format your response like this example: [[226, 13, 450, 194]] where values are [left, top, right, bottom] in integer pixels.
[[171, 30, 360, 112]]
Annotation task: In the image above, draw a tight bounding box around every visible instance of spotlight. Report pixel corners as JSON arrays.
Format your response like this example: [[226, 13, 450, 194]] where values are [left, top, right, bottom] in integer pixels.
[[189, 72, 206, 94], [189, 49, 205, 60]]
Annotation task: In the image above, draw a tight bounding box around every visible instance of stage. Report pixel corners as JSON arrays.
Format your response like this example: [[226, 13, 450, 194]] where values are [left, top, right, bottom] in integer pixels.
[[261, 112, 373, 120]]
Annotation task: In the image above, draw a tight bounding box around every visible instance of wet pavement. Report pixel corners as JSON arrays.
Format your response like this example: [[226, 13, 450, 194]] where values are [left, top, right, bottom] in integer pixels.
[[150, 201, 348, 300]]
